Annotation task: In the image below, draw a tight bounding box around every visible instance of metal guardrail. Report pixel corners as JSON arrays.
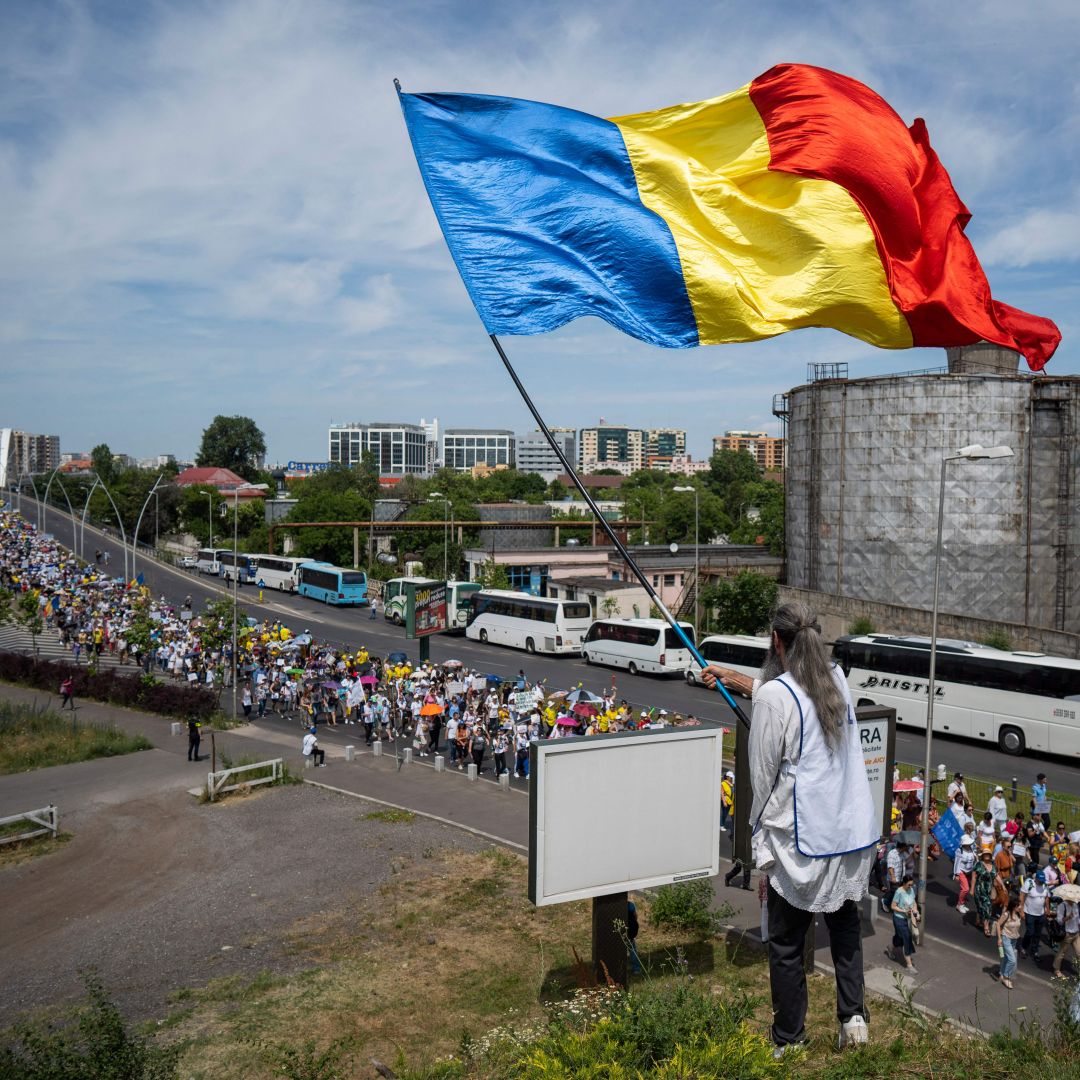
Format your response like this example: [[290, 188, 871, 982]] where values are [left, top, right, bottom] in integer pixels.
[[0, 805, 59, 845], [206, 759, 283, 802]]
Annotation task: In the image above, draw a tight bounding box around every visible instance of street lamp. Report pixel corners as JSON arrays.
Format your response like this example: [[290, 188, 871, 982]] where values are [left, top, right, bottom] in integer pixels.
[[428, 491, 449, 579], [207, 490, 214, 549], [917, 444, 1013, 931], [131, 474, 166, 584], [230, 483, 269, 718], [672, 485, 699, 641]]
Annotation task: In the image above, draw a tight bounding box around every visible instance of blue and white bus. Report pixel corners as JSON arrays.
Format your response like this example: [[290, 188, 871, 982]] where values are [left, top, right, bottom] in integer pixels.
[[297, 562, 368, 606], [218, 551, 258, 585]]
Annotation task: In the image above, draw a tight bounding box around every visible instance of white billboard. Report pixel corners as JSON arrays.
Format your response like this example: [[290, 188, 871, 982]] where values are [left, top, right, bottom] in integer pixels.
[[528, 725, 723, 906]]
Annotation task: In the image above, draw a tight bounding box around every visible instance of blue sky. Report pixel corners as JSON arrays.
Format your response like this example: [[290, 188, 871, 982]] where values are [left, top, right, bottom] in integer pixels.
[[3, 0, 1077, 463]]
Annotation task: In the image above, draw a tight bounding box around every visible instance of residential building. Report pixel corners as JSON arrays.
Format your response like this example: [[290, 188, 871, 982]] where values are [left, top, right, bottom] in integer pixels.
[[328, 422, 429, 477], [0, 429, 60, 486], [579, 424, 647, 473], [712, 430, 785, 470], [646, 427, 687, 467], [138, 454, 176, 469], [174, 467, 267, 497], [666, 454, 710, 476], [442, 429, 515, 472], [515, 427, 576, 481]]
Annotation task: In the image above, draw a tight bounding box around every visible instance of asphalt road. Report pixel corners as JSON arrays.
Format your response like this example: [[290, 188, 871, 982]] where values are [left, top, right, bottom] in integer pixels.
[[25, 496, 1080, 802]]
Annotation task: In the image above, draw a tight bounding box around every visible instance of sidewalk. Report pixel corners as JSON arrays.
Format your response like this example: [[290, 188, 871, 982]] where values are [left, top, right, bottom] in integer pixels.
[[0, 681, 1066, 1036]]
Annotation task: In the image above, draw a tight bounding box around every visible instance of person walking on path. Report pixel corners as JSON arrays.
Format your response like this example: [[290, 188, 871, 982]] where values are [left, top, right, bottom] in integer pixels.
[[302, 726, 325, 767], [1020, 869, 1051, 962], [58, 676, 74, 712], [369, 596, 378, 620], [703, 601, 876, 1057], [1053, 897, 1080, 980], [888, 873, 919, 973], [953, 835, 976, 915], [187, 716, 202, 762], [995, 895, 1023, 989]]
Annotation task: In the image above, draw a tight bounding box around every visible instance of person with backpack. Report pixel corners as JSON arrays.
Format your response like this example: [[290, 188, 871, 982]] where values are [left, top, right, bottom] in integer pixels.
[[1020, 869, 1051, 961], [888, 873, 919, 973]]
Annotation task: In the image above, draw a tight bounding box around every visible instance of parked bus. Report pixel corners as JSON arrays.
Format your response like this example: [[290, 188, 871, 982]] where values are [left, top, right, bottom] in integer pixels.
[[195, 548, 232, 576], [297, 562, 368, 606], [218, 551, 258, 585], [583, 618, 696, 676], [382, 577, 440, 625], [685, 635, 769, 687], [465, 589, 592, 655], [446, 581, 482, 632], [833, 634, 1080, 757], [253, 555, 305, 593]]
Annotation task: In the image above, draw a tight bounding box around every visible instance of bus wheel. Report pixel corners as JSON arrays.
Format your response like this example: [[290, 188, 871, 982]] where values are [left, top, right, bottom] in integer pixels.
[[685, 669, 696, 685], [392, 612, 402, 626], [628, 662, 639, 676], [479, 629, 488, 643], [525, 638, 535, 654], [998, 726, 1025, 756]]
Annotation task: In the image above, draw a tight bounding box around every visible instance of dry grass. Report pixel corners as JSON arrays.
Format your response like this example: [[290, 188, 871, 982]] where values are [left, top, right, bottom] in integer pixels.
[[0, 830, 71, 868], [153, 844, 984, 1080]]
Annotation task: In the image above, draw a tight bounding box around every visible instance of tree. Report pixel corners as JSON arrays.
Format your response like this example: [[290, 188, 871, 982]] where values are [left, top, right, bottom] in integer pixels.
[[727, 478, 785, 554], [477, 557, 510, 589], [195, 416, 267, 481], [17, 591, 43, 656], [90, 443, 115, 485], [600, 595, 621, 618], [701, 571, 778, 635]]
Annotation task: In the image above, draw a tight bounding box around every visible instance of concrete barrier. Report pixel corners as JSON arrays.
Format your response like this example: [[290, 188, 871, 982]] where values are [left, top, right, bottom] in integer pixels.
[[170, 722, 182, 737], [498, 772, 510, 791], [345, 745, 355, 762], [467, 763, 478, 781], [434, 756, 445, 772], [372, 741, 382, 757], [403, 747, 413, 765]]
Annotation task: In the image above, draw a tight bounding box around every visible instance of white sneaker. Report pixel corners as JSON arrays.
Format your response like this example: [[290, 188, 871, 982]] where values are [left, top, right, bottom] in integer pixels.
[[957, 904, 969, 914], [838, 1014, 868, 1049]]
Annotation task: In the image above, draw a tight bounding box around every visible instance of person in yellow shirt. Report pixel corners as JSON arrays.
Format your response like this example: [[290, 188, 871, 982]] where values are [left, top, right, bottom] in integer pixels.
[[721, 771, 735, 830]]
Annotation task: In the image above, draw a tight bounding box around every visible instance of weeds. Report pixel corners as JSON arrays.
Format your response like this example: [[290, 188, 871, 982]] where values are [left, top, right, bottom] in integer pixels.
[[649, 879, 724, 934], [364, 808, 417, 824]]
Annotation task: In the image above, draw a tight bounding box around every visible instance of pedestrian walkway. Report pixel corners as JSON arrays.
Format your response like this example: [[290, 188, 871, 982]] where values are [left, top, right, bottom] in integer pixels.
[[0, 681, 1069, 1038], [0, 621, 128, 672]]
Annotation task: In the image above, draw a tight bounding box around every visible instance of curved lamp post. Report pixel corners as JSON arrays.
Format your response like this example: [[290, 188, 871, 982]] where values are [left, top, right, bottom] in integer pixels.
[[41, 467, 79, 556], [89, 473, 131, 581], [916, 444, 1014, 935], [131, 474, 167, 583], [230, 482, 269, 717]]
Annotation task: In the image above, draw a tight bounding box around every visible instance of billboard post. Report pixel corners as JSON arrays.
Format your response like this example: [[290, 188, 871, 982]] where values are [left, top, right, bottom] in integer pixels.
[[404, 580, 447, 664]]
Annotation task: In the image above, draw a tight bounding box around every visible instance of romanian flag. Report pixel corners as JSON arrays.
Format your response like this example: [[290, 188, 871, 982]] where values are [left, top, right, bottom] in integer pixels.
[[399, 64, 1059, 370]]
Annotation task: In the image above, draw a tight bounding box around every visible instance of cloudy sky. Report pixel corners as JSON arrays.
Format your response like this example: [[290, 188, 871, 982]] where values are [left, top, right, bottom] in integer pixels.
[[3, 0, 1077, 463]]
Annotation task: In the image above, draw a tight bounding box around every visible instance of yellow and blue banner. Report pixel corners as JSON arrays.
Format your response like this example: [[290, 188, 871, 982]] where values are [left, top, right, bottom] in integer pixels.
[[399, 64, 1059, 370]]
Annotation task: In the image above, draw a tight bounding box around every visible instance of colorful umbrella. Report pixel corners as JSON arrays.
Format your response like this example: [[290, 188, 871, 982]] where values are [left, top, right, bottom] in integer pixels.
[[420, 702, 444, 716], [388, 651, 409, 664], [359, 675, 379, 685], [287, 667, 305, 675], [572, 702, 599, 716], [893, 779, 924, 792], [556, 716, 579, 726], [321, 680, 342, 690], [443, 659, 463, 668], [547, 690, 569, 700], [566, 688, 603, 705], [1053, 883, 1080, 903]]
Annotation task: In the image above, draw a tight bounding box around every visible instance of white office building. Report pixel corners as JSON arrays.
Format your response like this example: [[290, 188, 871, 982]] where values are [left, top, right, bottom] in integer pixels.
[[516, 428, 576, 481], [328, 422, 429, 477], [442, 429, 515, 472]]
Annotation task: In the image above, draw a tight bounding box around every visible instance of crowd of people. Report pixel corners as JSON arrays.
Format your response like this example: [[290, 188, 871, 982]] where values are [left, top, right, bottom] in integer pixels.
[[879, 767, 1080, 986]]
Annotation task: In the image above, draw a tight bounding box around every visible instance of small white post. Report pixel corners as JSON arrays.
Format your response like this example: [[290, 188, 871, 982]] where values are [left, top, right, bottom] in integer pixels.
[[170, 722, 182, 737], [403, 747, 414, 765], [345, 745, 355, 762], [467, 763, 478, 781], [372, 741, 382, 757], [434, 756, 445, 773], [499, 772, 510, 791]]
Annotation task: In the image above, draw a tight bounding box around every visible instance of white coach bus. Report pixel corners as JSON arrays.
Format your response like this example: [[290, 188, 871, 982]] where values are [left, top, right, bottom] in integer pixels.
[[833, 634, 1080, 758], [583, 618, 696, 676], [465, 589, 592, 655], [253, 555, 305, 593], [684, 634, 770, 687]]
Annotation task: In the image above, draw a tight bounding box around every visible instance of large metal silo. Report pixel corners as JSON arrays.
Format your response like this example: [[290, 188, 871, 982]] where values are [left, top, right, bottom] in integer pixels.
[[783, 361, 1079, 633]]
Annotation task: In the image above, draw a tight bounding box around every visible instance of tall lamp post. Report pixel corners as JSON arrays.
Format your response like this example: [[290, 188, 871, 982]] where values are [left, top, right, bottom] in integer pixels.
[[428, 491, 449, 579], [207, 491, 214, 549], [230, 482, 269, 718], [917, 444, 1013, 931], [672, 485, 699, 642]]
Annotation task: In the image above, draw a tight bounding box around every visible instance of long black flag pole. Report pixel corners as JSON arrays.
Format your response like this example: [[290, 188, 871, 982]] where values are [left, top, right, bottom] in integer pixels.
[[488, 333, 750, 731]]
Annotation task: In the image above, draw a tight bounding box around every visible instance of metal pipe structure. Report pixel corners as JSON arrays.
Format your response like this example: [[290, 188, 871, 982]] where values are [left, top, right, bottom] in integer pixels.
[[488, 333, 748, 729], [79, 477, 101, 561], [131, 474, 166, 583], [41, 467, 79, 557], [92, 474, 131, 582], [917, 444, 1014, 932], [207, 491, 214, 549]]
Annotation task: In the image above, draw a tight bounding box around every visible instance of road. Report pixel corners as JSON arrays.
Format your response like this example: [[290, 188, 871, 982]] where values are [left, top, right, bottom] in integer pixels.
[[25, 496, 1080, 801]]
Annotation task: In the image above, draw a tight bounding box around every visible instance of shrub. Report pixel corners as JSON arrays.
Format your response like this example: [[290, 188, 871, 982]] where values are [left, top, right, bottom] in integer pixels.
[[0, 970, 180, 1079], [980, 627, 1013, 651], [848, 615, 876, 635], [0, 652, 218, 720], [649, 880, 721, 934]]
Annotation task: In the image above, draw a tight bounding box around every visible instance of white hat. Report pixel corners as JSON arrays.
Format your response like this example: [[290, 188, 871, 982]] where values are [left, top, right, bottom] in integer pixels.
[[994, 785, 1004, 792], [961, 835, 974, 846], [725, 770, 734, 780], [659, 709, 668, 716]]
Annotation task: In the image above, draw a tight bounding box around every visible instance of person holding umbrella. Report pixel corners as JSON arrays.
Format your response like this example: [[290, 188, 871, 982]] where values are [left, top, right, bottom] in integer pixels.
[[1053, 883, 1080, 980]]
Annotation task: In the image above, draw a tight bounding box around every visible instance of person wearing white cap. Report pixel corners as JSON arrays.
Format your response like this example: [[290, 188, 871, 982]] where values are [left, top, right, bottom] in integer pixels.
[[987, 786, 1009, 831], [954, 834, 977, 914]]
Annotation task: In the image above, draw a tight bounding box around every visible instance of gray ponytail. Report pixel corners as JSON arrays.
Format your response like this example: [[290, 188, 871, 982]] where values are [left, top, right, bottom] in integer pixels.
[[771, 601, 845, 751]]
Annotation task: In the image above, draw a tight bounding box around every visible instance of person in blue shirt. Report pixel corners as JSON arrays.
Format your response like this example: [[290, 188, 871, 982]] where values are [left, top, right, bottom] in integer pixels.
[[1031, 773, 1051, 830]]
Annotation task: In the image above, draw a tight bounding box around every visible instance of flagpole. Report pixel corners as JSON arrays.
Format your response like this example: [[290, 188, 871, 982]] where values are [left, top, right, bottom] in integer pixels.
[[488, 333, 749, 730]]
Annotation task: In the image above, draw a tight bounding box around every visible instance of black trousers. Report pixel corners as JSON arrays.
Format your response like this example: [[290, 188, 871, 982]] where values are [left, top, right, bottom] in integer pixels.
[[188, 735, 200, 761], [767, 883, 866, 1047]]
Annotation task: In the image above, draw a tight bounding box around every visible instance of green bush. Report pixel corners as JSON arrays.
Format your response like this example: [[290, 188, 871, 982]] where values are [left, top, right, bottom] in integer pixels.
[[649, 880, 721, 933], [0, 971, 179, 1079], [847, 615, 875, 635], [980, 627, 1013, 651]]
